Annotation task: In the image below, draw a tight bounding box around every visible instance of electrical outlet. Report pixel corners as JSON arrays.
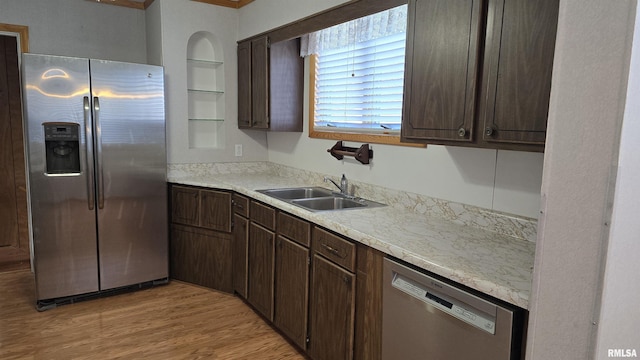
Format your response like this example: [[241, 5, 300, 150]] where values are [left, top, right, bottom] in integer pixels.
[[235, 144, 243, 157]]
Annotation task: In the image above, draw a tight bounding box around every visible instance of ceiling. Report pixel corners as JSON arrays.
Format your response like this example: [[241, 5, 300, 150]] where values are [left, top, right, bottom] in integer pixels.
[[92, 0, 254, 10]]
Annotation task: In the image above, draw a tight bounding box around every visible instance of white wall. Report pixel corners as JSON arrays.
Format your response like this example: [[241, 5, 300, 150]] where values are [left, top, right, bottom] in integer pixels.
[[238, 0, 543, 219], [526, 0, 637, 359], [594, 3, 640, 357], [0, 0, 147, 63], [156, 0, 268, 164], [145, 0, 163, 67]]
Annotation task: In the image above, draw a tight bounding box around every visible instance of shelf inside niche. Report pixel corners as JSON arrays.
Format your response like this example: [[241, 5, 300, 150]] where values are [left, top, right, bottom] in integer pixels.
[[187, 58, 223, 66], [188, 118, 225, 122], [187, 89, 224, 94]]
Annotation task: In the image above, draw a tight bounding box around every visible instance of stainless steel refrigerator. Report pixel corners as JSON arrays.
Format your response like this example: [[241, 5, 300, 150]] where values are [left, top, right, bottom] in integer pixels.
[[22, 53, 168, 310]]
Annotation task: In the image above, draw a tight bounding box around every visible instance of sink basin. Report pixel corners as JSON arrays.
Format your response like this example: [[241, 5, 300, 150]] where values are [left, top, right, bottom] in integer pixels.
[[257, 187, 334, 200], [256, 186, 385, 212], [291, 197, 368, 211]]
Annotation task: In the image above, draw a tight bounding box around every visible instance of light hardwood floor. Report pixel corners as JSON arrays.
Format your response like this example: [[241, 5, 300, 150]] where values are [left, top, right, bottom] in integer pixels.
[[0, 270, 306, 360]]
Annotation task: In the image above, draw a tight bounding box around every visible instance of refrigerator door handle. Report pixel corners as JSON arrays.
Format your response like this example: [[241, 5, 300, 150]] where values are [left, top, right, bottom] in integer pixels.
[[94, 96, 105, 209], [84, 96, 95, 210]]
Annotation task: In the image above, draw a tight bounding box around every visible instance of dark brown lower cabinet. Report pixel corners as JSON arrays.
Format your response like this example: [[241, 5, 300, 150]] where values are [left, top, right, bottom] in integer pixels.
[[247, 222, 275, 320], [171, 187, 385, 358], [308, 254, 356, 360], [170, 224, 232, 292], [274, 235, 309, 349]]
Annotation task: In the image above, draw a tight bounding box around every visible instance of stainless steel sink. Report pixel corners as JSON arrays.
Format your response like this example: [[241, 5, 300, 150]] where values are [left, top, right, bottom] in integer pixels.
[[290, 197, 367, 211], [256, 186, 385, 212], [256, 187, 334, 200]]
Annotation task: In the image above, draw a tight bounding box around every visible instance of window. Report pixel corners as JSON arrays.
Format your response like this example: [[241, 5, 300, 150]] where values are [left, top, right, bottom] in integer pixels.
[[305, 5, 416, 146]]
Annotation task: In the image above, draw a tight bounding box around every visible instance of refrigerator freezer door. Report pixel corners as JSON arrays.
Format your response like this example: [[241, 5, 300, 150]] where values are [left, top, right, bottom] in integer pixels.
[[89, 59, 168, 290], [22, 54, 100, 300]]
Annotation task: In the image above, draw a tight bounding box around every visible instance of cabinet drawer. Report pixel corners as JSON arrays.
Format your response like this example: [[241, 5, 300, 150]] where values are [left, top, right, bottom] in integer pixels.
[[233, 193, 249, 217], [250, 201, 276, 231], [277, 212, 310, 247], [171, 186, 200, 227], [200, 190, 231, 232], [312, 227, 356, 272]]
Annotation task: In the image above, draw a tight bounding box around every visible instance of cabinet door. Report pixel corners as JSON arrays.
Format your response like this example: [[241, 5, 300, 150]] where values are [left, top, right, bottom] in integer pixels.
[[268, 38, 304, 132], [233, 214, 249, 298], [200, 190, 231, 232], [401, 0, 482, 143], [274, 236, 309, 349], [170, 224, 233, 292], [479, 0, 558, 148], [308, 255, 356, 360], [171, 186, 199, 226], [251, 37, 269, 129], [248, 222, 275, 320], [354, 245, 384, 360], [238, 40, 252, 128]]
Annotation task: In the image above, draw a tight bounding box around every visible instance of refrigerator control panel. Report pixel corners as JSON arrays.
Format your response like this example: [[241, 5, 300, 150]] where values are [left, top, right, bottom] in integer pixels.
[[44, 123, 79, 141]]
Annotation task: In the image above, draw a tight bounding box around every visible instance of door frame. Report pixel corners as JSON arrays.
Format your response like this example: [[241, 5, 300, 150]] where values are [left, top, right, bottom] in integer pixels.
[[0, 23, 30, 272], [0, 24, 29, 53]]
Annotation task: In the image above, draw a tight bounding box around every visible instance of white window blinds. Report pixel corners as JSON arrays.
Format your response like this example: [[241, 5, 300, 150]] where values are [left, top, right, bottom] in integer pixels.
[[303, 5, 407, 133]]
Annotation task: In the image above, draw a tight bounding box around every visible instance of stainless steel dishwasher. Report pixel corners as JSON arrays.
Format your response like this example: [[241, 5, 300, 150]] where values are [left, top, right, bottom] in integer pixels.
[[382, 258, 524, 360]]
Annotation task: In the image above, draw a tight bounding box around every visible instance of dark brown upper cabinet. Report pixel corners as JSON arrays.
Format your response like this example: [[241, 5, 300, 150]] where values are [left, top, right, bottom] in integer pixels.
[[401, 0, 483, 144], [237, 36, 304, 131], [478, 0, 559, 151], [402, 0, 559, 152]]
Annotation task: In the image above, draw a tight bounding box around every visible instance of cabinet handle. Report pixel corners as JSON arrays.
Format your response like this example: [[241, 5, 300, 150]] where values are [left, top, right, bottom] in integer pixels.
[[321, 243, 345, 259], [457, 127, 467, 137], [343, 275, 350, 284], [235, 203, 245, 210], [485, 126, 495, 137]]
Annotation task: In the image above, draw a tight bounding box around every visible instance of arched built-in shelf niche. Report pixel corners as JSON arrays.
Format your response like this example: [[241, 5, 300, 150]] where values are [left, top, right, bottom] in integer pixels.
[[187, 31, 225, 149]]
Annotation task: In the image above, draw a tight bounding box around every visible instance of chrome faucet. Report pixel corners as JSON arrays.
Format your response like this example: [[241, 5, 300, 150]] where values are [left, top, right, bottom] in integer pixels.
[[324, 174, 349, 196]]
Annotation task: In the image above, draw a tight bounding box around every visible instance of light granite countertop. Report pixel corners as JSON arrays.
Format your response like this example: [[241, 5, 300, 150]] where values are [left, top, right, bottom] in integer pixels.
[[168, 167, 536, 309]]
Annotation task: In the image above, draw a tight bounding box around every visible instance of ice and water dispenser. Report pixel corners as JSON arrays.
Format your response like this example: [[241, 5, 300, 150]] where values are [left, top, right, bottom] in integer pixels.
[[43, 123, 81, 175]]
